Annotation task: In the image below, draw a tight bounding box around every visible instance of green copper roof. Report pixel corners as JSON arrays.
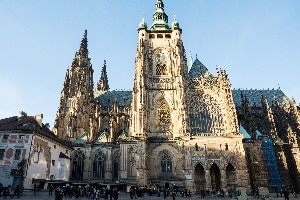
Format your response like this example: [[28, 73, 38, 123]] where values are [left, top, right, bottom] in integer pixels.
[[240, 124, 251, 138], [149, 0, 170, 30], [74, 132, 88, 144]]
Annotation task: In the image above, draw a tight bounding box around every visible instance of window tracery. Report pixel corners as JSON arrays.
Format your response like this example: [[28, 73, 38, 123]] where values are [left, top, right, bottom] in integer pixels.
[[71, 150, 86, 179], [93, 150, 105, 178], [159, 149, 172, 172], [158, 101, 171, 125], [188, 94, 224, 134]]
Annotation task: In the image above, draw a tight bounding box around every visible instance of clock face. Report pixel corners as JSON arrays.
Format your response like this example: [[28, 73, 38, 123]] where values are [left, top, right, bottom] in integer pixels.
[[155, 53, 166, 64], [154, 49, 169, 64]]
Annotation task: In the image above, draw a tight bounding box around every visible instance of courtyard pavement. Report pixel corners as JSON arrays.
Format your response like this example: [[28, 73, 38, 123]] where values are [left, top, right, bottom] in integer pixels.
[[4, 191, 299, 200]]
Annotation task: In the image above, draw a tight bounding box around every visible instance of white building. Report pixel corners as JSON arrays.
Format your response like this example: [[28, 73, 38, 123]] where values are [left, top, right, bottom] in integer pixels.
[[0, 112, 72, 189]]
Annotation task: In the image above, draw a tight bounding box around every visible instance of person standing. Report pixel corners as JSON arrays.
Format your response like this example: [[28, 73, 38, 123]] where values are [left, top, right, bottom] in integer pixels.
[[49, 184, 54, 196], [172, 191, 176, 200], [113, 188, 119, 200], [283, 190, 289, 200], [11, 185, 20, 198]]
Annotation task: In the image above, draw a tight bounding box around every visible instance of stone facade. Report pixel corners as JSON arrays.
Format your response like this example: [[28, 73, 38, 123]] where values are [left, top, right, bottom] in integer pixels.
[[53, 0, 300, 193]]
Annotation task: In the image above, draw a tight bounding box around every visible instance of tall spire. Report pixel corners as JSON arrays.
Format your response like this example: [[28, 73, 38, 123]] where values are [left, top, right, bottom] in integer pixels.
[[78, 30, 89, 58], [150, 0, 170, 30], [97, 60, 110, 92]]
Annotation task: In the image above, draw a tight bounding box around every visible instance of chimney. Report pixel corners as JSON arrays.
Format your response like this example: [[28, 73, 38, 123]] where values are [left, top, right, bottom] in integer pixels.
[[18, 111, 27, 117], [35, 114, 43, 127]]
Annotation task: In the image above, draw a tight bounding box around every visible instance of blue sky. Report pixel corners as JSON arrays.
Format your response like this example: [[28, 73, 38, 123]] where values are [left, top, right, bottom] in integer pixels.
[[0, 0, 299, 128]]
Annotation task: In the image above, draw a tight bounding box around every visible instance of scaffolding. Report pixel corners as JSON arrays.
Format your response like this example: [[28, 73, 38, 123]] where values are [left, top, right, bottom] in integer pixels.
[[261, 137, 282, 192]]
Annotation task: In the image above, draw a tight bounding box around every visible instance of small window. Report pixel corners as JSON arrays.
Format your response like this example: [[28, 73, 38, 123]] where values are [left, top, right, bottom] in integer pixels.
[[157, 34, 163, 38], [66, 150, 69, 154], [0, 149, 5, 160], [14, 149, 21, 160], [149, 34, 155, 39], [54, 145, 56, 149], [52, 160, 55, 166], [165, 34, 171, 39], [19, 135, 25, 140], [3, 135, 9, 139]]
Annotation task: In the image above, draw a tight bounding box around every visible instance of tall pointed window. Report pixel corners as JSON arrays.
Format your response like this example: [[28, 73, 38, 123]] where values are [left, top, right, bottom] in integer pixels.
[[158, 101, 171, 125], [160, 150, 172, 172], [93, 150, 105, 179], [113, 151, 120, 180], [71, 150, 85, 179]]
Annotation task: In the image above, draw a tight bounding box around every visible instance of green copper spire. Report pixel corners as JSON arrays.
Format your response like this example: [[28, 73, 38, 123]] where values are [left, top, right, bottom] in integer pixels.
[[149, 0, 170, 30]]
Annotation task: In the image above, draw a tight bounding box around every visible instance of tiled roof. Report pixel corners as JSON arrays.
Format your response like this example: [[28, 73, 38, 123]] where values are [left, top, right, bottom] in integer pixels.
[[95, 90, 132, 107], [188, 58, 213, 78], [0, 116, 73, 148], [232, 89, 292, 107], [95, 89, 291, 109]]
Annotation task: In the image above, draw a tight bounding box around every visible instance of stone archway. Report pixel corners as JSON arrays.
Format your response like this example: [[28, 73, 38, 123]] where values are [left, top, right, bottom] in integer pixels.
[[226, 163, 236, 188], [194, 163, 206, 192], [210, 163, 221, 192]]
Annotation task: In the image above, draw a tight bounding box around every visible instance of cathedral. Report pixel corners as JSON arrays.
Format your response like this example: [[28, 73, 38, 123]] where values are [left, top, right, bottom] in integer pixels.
[[53, 0, 300, 193]]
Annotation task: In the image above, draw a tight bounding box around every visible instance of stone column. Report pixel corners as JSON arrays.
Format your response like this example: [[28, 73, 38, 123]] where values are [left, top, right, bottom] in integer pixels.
[[205, 169, 211, 190], [221, 169, 227, 189]]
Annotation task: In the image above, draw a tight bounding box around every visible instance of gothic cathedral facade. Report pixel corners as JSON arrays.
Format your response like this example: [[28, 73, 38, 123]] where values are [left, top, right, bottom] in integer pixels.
[[53, 0, 300, 193]]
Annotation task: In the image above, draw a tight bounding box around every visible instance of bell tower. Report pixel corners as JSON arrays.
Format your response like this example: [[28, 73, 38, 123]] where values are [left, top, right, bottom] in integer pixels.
[[131, 0, 188, 139]]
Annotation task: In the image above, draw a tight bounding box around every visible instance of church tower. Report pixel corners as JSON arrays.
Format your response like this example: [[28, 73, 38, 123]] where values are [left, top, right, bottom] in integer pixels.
[[131, 0, 188, 139], [54, 30, 94, 140]]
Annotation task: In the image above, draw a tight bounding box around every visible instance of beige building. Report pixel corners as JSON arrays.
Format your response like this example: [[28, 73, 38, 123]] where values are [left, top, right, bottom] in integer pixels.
[[53, 0, 300, 193]]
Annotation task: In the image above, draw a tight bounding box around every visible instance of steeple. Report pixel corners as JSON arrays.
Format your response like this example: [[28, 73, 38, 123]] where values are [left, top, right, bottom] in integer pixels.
[[78, 30, 89, 58], [54, 30, 95, 140], [97, 60, 110, 92], [149, 0, 170, 30]]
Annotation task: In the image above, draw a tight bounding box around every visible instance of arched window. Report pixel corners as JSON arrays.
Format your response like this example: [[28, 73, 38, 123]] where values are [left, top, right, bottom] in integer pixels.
[[158, 101, 171, 125], [113, 151, 120, 180], [156, 64, 168, 75], [71, 150, 85, 179], [93, 150, 105, 179], [160, 150, 172, 172]]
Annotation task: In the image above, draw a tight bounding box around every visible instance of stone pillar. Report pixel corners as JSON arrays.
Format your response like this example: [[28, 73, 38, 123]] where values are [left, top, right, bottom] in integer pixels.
[[221, 169, 227, 189], [205, 169, 211, 190]]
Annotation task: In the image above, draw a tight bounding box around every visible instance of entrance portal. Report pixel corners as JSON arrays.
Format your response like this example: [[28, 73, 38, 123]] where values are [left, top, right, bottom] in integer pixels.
[[195, 163, 206, 192], [210, 163, 221, 192]]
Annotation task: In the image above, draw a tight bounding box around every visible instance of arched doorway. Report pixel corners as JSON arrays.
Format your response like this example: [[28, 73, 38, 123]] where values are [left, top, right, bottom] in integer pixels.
[[195, 163, 206, 192], [210, 163, 221, 192], [226, 163, 236, 189]]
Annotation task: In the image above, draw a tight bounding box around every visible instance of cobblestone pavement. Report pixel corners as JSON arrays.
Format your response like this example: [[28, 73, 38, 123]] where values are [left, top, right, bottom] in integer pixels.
[[5, 191, 299, 200]]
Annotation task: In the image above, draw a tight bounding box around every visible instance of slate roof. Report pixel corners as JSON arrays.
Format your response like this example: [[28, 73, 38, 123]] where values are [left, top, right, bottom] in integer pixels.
[[94, 90, 132, 107], [0, 115, 73, 148], [94, 89, 291, 109], [232, 89, 292, 107], [188, 58, 213, 78]]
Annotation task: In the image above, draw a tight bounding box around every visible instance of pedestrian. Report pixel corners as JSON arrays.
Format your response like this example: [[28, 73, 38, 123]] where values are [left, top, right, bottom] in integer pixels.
[[113, 188, 119, 200], [49, 184, 54, 196], [33, 184, 36, 196], [283, 190, 289, 200], [11, 184, 20, 198], [172, 191, 176, 200]]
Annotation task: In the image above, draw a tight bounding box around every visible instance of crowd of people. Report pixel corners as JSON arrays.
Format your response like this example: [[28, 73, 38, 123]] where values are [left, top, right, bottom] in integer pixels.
[[51, 185, 119, 200], [0, 184, 21, 199]]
